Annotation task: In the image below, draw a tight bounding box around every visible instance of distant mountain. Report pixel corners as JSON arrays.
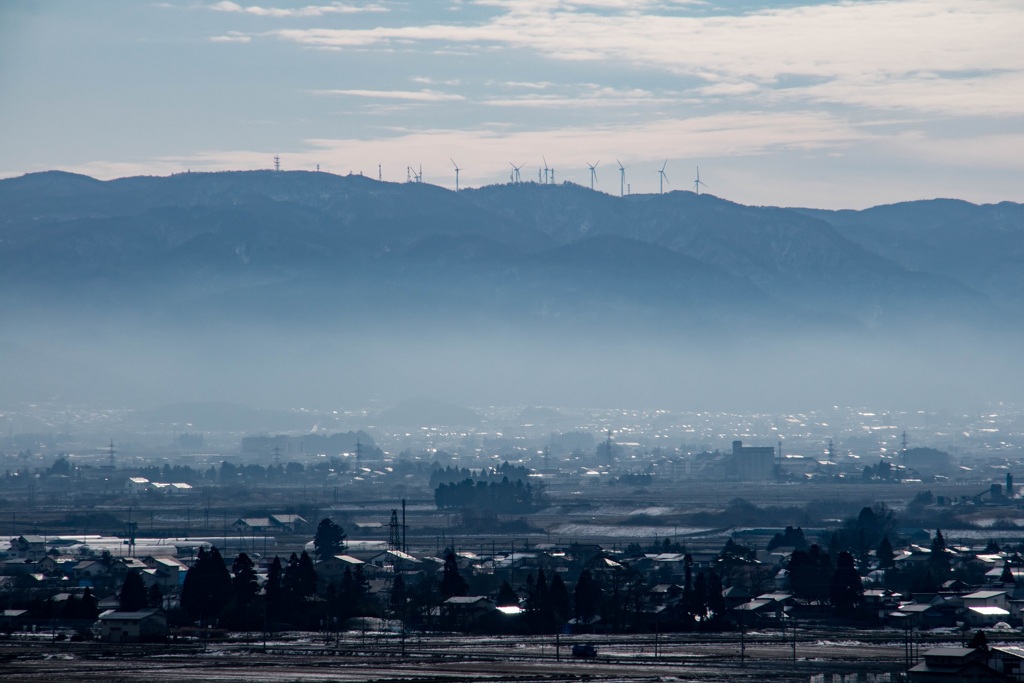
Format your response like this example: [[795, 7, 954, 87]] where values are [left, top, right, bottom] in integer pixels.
[[1, 170, 1021, 410], [0, 170, 1009, 331], [797, 200, 1024, 314]]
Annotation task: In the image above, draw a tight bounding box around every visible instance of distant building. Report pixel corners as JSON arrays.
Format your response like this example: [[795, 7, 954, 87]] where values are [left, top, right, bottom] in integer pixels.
[[729, 441, 775, 481], [96, 608, 168, 643]]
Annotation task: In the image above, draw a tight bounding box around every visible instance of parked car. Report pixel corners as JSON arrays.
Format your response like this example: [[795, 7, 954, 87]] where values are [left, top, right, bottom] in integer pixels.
[[572, 643, 597, 658]]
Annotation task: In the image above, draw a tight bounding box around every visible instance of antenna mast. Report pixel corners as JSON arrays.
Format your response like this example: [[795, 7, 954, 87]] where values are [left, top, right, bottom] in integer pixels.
[[274, 155, 281, 173], [388, 509, 402, 551]]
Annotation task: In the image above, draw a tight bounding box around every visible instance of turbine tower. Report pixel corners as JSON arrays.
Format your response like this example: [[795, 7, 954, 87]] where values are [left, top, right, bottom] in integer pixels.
[[693, 166, 708, 195], [617, 159, 627, 197], [658, 160, 669, 194], [451, 158, 461, 192], [587, 161, 599, 190], [542, 156, 550, 185]]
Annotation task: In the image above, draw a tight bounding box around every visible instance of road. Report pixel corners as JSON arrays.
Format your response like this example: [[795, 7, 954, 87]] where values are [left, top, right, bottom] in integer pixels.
[[0, 629, 940, 682]]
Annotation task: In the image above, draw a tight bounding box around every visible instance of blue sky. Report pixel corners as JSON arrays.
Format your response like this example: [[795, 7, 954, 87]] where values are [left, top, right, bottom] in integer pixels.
[[2, 0, 1022, 208]]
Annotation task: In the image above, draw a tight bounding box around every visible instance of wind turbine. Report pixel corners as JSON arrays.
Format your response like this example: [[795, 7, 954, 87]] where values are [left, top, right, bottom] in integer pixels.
[[693, 166, 708, 195], [587, 161, 599, 190], [450, 158, 460, 192], [617, 159, 627, 197], [542, 156, 550, 185], [509, 162, 524, 183], [658, 160, 669, 194]]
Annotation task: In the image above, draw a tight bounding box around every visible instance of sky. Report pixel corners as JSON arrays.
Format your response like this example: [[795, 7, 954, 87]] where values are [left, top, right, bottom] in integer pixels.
[[2, 0, 1024, 209]]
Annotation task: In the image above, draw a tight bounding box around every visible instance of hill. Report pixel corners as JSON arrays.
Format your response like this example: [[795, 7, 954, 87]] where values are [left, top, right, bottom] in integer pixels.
[[0, 171, 1020, 410]]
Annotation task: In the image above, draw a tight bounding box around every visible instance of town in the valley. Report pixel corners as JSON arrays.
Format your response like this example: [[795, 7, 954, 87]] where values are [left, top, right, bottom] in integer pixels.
[[3, 404, 1024, 681]]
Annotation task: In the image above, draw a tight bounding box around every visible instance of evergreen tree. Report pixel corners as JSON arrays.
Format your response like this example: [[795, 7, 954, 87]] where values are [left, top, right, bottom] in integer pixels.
[[353, 565, 371, 615], [788, 544, 834, 604], [929, 529, 951, 583], [495, 580, 518, 607], [283, 552, 302, 600], [829, 551, 863, 615], [119, 569, 148, 611], [80, 587, 98, 620], [265, 556, 284, 621], [181, 546, 232, 623], [439, 550, 468, 599], [969, 629, 989, 651], [296, 551, 318, 598], [876, 535, 896, 569], [390, 573, 407, 620], [707, 572, 726, 620], [62, 594, 81, 619], [333, 567, 356, 622], [691, 571, 709, 621], [147, 582, 163, 609], [313, 518, 347, 563], [549, 573, 571, 625], [528, 568, 553, 632], [231, 552, 260, 606], [573, 569, 602, 623]]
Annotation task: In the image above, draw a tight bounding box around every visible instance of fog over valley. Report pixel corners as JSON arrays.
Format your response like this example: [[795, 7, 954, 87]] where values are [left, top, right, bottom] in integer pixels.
[[0, 170, 1021, 418]]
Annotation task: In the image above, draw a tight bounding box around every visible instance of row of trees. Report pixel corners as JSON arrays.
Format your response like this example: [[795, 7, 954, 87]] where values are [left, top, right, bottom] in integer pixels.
[[428, 462, 531, 488], [434, 477, 537, 512]]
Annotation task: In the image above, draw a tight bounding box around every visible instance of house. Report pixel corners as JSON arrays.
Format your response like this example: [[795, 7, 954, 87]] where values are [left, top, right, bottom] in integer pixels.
[[989, 646, 1024, 680], [894, 602, 956, 629], [442, 596, 496, 627], [125, 477, 150, 495], [649, 583, 684, 608], [232, 518, 274, 534], [964, 605, 1011, 628], [270, 514, 307, 533], [0, 609, 28, 632], [9, 535, 47, 562], [143, 556, 187, 590], [963, 590, 1010, 611], [315, 554, 366, 584], [909, 646, 1005, 681], [96, 608, 168, 643]]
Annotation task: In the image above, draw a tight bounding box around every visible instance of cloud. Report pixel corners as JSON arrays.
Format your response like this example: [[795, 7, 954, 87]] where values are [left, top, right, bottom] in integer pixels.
[[209, 1, 387, 17], [262, 0, 1024, 118], [209, 31, 252, 42], [312, 89, 465, 101], [483, 86, 674, 108]]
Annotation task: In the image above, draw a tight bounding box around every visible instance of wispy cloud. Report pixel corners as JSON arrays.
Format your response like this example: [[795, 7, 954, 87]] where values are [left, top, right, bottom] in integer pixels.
[[209, 1, 387, 17], [209, 31, 252, 43], [261, 0, 1024, 118], [312, 89, 465, 101], [483, 85, 674, 108]]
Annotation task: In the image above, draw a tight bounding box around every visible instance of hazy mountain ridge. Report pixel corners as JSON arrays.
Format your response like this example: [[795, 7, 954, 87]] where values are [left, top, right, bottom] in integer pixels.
[[1, 170, 1021, 409], [797, 200, 1024, 313], [0, 170, 1009, 331]]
